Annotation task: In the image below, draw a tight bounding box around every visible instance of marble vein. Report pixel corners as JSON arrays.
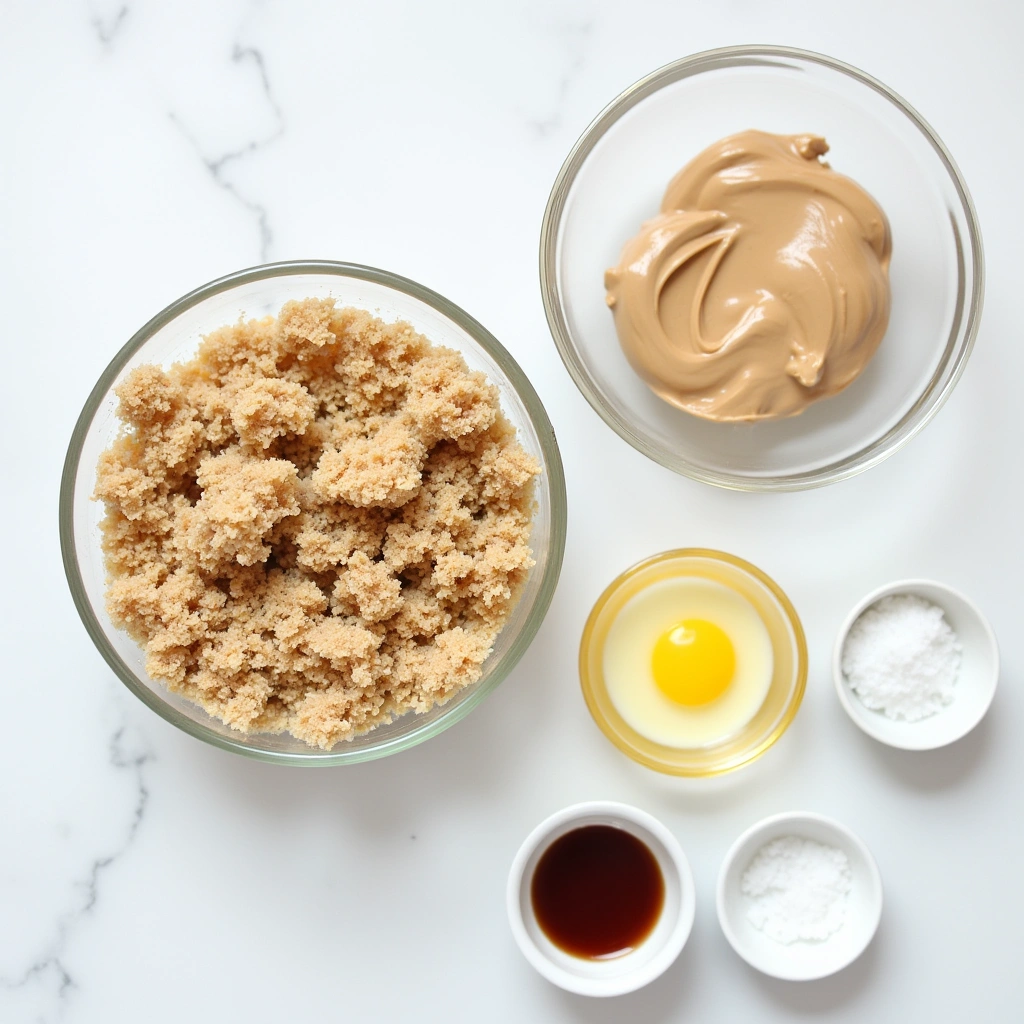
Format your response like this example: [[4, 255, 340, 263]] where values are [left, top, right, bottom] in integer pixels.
[[170, 43, 285, 262], [0, 726, 153, 1021], [531, 17, 594, 137], [90, 3, 129, 47]]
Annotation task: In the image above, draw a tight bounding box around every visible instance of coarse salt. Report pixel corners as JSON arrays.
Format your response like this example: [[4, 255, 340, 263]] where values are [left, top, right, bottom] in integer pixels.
[[841, 594, 961, 722], [741, 836, 852, 944]]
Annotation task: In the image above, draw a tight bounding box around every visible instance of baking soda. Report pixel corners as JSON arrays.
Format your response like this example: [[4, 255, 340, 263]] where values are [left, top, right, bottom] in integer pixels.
[[842, 594, 961, 722], [741, 836, 852, 944]]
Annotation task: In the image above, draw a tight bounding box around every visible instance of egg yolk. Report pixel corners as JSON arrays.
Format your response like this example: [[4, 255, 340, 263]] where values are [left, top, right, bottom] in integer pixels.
[[651, 619, 735, 706]]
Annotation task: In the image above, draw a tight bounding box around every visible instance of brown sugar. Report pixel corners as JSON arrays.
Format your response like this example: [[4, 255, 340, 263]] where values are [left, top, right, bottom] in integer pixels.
[[95, 299, 540, 749]]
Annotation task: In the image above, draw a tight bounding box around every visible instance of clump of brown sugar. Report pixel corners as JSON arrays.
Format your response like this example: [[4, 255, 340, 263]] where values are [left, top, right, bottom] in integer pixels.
[[95, 299, 540, 749]]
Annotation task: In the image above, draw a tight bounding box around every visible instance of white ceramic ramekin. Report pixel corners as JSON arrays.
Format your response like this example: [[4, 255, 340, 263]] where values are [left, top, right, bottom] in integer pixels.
[[833, 579, 999, 750], [506, 801, 695, 997], [717, 811, 883, 981]]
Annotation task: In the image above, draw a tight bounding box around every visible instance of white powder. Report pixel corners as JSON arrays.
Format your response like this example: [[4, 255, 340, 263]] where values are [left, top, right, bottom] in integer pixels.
[[841, 594, 961, 722], [741, 836, 852, 944]]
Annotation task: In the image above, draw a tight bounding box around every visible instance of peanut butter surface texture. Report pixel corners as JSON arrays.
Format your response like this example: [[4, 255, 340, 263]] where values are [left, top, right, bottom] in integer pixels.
[[605, 131, 892, 422], [95, 300, 539, 749]]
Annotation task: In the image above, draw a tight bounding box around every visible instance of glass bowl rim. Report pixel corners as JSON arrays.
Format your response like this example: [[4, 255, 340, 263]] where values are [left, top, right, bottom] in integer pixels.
[[539, 44, 985, 491], [59, 259, 567, 766], [578, 547, 808, 776]]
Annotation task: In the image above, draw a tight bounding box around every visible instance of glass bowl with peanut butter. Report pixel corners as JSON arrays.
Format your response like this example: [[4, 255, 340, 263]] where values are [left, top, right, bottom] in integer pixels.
[[541, 46, 983, 490], [61, 262, 566, 765]]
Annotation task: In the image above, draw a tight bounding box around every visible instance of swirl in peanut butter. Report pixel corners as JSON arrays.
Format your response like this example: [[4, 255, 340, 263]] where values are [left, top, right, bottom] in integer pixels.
[[605, 131, 892, 422]]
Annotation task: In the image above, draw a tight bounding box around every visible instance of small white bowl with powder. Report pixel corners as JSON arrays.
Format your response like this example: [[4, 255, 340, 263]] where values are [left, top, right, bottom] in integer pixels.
[[834, 579, 999, 751], [717, 812, 882, 981]]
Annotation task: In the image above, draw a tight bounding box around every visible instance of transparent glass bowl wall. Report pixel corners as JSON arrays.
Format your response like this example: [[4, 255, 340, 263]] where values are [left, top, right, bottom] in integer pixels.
[[61, 261, 567, 765], [541, 46, 983, 490]]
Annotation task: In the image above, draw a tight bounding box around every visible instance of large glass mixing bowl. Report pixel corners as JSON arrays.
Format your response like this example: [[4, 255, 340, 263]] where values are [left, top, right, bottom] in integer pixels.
[[541, 46, 983, 490], [61, 261, 566, 765]]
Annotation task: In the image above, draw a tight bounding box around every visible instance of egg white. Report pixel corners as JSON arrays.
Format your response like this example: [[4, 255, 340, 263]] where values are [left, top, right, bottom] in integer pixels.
[[603, 577, 773, 748]]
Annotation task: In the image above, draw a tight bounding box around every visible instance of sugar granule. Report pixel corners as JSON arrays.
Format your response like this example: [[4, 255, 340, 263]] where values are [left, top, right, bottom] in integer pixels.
[[741, 836, 852, 944], [94, 299, 540, 750], [841, 594, 961, 722]]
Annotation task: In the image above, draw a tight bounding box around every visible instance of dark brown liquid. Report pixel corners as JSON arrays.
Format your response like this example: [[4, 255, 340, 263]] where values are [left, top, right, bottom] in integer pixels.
[[530, 825, 665, 959]]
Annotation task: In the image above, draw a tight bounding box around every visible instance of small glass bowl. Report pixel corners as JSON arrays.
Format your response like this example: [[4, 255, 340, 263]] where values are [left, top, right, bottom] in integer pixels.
[[60, 261, 566, 766], [540, 46, 984, 490], [579, 549, 807, 776]]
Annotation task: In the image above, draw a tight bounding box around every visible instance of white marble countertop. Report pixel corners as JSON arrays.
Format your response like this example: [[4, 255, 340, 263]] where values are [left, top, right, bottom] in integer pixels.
[[3, 2, 1022, 1021]]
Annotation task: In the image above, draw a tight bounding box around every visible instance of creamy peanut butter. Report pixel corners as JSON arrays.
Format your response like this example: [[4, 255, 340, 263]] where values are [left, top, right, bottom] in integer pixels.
[[605, 131, 892, 422]]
